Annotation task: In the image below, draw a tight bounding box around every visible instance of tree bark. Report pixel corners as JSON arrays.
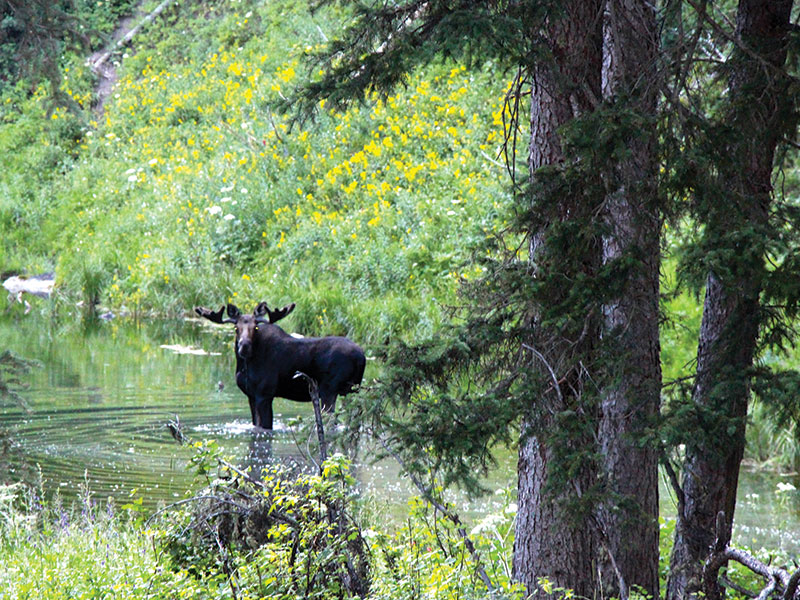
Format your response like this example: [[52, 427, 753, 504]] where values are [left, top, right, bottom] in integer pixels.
[[598, 1, 662, 598], [513, 2, 604, 598], [667, 2, 794, 598]]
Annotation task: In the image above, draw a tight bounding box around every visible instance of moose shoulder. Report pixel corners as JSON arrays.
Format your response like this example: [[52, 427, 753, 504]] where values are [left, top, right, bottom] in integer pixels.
[[195, 302, 366, 430]]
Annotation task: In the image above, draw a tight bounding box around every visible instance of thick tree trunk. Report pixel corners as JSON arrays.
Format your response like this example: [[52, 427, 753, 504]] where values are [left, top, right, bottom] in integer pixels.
[[598, 1, 662, 598], [513, 2, 604, 598], [666, 2, 793, 598], [515, 428, 601, 600]]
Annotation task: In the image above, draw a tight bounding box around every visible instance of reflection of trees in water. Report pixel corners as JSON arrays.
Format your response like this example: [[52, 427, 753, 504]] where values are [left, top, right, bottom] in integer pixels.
[[0, 350, 39, 410], [241, 434, 310, 483], [240, 418, 362, 485], [0, 350, 39, 486], [0, 429, 35, 487]]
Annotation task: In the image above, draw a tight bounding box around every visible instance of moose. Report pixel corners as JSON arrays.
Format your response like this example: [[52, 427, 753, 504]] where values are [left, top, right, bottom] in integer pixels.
[[195, 302, 366, 430]]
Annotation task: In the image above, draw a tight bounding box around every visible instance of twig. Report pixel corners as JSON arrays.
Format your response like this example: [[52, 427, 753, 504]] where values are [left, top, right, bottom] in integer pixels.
[[377, 438, 496, 592], [294, 372, 328, 466], [660, 454, 686, 524], [522, 343, 563, 406], [719, 575, 758, 599], [785, 569, 800, 600], [167, 416, 266, 488], [164, 416, 303, 531]]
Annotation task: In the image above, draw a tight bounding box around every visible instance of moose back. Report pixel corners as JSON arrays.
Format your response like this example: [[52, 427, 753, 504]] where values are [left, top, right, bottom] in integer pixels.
[[195, 302, 366, 429]]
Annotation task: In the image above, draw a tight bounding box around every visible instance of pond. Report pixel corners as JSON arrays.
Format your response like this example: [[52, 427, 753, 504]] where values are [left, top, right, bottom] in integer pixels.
[[1, 311, 799, 555]]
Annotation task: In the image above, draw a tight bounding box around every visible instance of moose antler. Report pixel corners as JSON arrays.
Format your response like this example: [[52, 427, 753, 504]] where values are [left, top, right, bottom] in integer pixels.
[[195, 305, 238, 324], [254, 302, 296, 323]]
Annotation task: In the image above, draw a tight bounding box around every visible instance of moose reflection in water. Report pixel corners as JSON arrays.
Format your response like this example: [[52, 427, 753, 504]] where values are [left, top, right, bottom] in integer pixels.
[[195, 302, 366, 430]]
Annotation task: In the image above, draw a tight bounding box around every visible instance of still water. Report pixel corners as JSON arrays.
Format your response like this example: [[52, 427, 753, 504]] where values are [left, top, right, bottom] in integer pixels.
[[1, 313, 799, 554]]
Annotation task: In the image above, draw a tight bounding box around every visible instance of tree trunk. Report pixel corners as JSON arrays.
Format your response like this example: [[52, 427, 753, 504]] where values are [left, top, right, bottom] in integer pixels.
[[666, 2, 793, 598], [513, 2, 604, 598], [598, 1, 662, 598]]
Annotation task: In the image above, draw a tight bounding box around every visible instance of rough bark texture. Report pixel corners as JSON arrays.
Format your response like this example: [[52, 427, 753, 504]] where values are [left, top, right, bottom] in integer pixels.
[[666, 2, 794, 598], [512, 2, 604, 598], [598, 1, 662, 598]]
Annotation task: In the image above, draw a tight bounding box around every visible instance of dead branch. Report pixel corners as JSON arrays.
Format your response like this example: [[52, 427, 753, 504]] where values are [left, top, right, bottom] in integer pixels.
[[294, 372, 328, 465], [90, 0, 177, 70], [704, 511, 800, 600]]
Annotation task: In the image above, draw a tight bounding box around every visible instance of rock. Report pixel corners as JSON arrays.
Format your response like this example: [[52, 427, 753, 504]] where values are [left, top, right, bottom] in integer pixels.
[[3, 273, 55, 300]]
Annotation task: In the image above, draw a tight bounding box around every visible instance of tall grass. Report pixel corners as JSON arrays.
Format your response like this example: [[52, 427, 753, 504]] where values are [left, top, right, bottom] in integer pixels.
[[0, 483, 198, 599]]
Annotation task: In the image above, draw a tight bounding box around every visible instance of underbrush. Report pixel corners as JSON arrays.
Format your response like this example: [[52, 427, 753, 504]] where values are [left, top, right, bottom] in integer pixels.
[[0, 440, 522, 600], [0, 481, 189, 599], [0, 438, 795, 600]]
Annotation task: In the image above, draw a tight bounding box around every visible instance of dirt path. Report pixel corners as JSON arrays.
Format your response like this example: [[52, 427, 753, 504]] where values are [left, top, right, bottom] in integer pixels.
[[88, 0, 175, 116]]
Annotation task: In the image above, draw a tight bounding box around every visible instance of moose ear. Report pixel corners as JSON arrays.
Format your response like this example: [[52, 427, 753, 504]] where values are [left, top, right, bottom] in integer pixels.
[[195, 306, 226, 324], [254, 302, 270, 318], [268, 302, 296, 323], [226, 304, 242, 320]]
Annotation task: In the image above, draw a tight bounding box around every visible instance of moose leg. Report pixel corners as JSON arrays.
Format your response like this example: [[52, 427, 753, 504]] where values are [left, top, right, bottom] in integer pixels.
[[247, 395, 258, 426], [320, 390, 337, 413], [253, 396, 274, 430]]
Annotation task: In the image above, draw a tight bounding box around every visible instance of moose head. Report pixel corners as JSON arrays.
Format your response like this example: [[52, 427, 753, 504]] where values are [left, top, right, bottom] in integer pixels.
[[195, 302, 295, 359]]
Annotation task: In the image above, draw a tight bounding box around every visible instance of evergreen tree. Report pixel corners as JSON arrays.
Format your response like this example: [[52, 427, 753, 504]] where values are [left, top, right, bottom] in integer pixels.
[[666, 1, 798, 597], [291, 0, 800, 597], [597, 0, 661, 596], [513, 2, 605, 596], [0, 0, 89, 107], [292, 1, 665, 597]]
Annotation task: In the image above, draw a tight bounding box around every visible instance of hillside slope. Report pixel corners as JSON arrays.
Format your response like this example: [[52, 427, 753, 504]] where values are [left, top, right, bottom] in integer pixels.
[[0, 0, 510, 343]]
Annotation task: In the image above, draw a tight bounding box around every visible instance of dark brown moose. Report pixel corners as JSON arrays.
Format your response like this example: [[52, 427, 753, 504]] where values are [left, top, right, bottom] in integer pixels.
[[195, 302, 366, 429]]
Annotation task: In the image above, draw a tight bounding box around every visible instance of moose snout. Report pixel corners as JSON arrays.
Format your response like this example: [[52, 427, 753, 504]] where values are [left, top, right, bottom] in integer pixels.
[[237, 339, 253, 359]]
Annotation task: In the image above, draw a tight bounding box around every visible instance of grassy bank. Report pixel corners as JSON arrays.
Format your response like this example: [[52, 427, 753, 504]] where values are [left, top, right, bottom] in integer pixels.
[[0, 0, 510, 346], [0, 464, 789, 600]]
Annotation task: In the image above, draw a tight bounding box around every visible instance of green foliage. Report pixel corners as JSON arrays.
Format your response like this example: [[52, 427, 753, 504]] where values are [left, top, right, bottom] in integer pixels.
[[341, 99, 664, 510], [344, 325, 520, 495], [655, 0, 800, 475], [161, 439, 371, 598], [0, 481, 202, 599], [0, 470, 792, 600], [0, 434, 526, 600], [366, 494, 522, 600], [291, 0, 562, 118], [0, 0, 137, 97], [0, 0, 509, 346]]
